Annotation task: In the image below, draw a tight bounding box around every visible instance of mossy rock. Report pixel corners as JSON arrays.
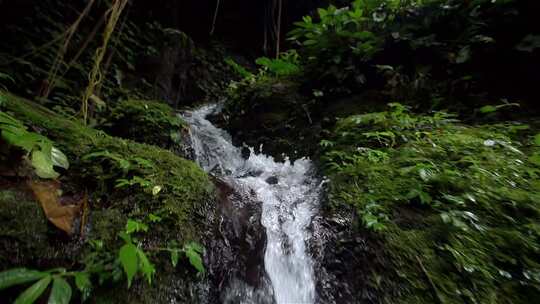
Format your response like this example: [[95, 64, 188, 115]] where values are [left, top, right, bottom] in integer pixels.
[[0, 93, 213, 233], [0, 188, 49, 268], [220, 79, 320, 159], [0, 93, 215, 302], [103, 99, 186, 149], [321, 105, 540, 303]]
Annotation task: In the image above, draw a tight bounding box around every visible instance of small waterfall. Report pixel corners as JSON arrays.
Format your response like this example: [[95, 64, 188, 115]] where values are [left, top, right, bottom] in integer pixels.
[[183, 104, 321, 304]]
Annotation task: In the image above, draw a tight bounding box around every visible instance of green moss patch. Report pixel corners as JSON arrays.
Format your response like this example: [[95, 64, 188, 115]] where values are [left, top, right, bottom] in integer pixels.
[[321, 104, 540, 303], [0, 93, 214, 302], [103, 99, 187, 148]]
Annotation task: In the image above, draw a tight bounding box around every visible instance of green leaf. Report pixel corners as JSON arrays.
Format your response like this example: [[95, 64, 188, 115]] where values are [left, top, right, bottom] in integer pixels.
[[184, 242, 205, 274], [456, 46, 471, 64], [0, 111, 23, 127], [14, 275, 52, 304], [170, 250, 179, 267], [529, 153, 540, 166], [303, 39, 318, 46], [31, 150, 59, 179], [184, 242, 204, 254], [74, 272, 92, 301], [125, 219, 148, 234], [0, 268, 48, 290], [151, 185, 162, 196], [48, 277, 72, 304], [50, 147, 69, 170], [137, 249, 155, 284], [479, 105, 497, 113], [119, 244, 138, 288], [148, 214, 162, 223], [0, 72, 16, 83], [534, 134, 540, 146]]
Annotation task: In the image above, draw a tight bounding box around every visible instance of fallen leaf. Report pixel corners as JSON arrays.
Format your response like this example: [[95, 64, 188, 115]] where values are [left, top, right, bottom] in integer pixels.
[[27, 180, 82, 234]]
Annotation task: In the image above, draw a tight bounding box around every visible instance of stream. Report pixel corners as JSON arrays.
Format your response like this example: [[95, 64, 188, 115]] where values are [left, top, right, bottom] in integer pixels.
[[183, 104, 323, 304]]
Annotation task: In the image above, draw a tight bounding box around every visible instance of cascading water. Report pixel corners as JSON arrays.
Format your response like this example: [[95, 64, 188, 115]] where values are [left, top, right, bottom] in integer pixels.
[[183, 104, 322, 304]]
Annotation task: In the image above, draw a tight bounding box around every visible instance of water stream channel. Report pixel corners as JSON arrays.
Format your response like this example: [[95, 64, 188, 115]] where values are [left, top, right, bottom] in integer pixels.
[[183, 104, 323, 304]]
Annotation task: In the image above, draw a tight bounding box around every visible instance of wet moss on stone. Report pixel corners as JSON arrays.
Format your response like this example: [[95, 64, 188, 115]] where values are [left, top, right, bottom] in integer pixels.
[[103, 99, 187, 149], [0, 93, 215, 302]]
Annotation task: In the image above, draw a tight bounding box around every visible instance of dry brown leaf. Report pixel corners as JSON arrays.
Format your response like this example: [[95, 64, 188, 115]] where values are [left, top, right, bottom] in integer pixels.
[[27, 180, 82, 234]]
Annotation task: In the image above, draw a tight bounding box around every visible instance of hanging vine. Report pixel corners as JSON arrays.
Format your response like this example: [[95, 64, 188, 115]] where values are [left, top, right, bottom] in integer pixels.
[[81, 0, 129, 125], [43, 0, 96, 98]]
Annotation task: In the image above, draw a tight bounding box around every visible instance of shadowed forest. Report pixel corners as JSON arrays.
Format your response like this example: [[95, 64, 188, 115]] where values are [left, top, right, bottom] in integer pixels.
[[0, 0, 539, 303]]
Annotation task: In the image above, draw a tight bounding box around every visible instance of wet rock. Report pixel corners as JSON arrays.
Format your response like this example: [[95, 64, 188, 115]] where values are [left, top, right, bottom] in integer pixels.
[[265, 176, 279, 185], [206, 178, 267, 302], [241, 147, 251, 160], [311, 205, 401, 304]]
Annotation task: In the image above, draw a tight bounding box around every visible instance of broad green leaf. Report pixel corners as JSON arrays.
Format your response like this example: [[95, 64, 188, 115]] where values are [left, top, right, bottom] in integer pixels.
[[152, 185, 162, 196], [119, 244, 138, 287], [184, 242, 204, 253], [31, 150, 59, 179], [48, 277, 71, 304], [74, 272, 92, 301], [118, 231, 132, 244], [125, 219, 148, 234], [530, 153, 540, 166], [51, 147, 69, 170], [137, 249, 155, 284], [418, 191, 432, 204], [148, 214, 162, 223], [534, 134, 540, 146], [0, 93, 8, 106], [479, 105, 497, 113], [0, 72, 16, 83], [0, 268, 48, 290], [118, 159, 131, 172], [14, 275, 52, 304], [170, 250, 179, 267], [455, 46, 471, 64], [0, 111, 23, 127], [184, 242, 205, 274]]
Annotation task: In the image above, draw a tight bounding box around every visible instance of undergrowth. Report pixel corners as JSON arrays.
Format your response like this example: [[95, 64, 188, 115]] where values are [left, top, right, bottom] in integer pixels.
[[321, 103, 540, 303], [0, 92, 214, 302]]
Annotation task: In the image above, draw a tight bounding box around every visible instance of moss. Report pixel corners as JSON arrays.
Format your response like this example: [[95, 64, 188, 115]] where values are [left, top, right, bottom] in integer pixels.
[[0, 189, 49, 268], [103, 99, 186, 148], [0, 92, 215, 302], [322, 105, 540, 303], [1, 93, 213, 237], [89, 209, 127, 244]]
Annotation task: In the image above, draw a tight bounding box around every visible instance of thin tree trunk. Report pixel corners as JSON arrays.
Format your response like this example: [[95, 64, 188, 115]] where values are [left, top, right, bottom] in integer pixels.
[[45, 0, 96, 98], [210, 0, 221, 35], [275, 0, 282, 58]]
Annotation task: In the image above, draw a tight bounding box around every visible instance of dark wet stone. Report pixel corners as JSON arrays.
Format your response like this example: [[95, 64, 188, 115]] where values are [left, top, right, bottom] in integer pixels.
[[265, 176, 279, 185], [241, 147, 251, 159], [206, 178, 267, 302]]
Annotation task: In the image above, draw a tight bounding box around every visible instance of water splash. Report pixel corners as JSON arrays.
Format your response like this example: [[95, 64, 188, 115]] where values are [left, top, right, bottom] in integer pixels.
[[184, 104, 321, 304]]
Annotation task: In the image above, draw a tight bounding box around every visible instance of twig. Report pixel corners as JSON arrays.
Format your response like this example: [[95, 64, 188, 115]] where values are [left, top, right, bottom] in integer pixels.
[[210, 0, 221, 35], [45, 0, 97, 98], [416, 255, 444, 304], [275, 0, 283, 58], [81, 0, 129, 124], [79, 191, 89, 240], [302, 104, 312, 124]]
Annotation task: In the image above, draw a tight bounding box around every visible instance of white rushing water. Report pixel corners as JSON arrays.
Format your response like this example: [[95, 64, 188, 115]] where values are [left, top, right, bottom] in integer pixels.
[[184, 104, 321, 304]]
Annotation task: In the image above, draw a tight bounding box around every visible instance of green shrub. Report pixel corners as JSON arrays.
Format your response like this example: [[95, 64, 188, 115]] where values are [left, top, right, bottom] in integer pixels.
[[321, 103, 540, 302], [255, 50, 302, 77], [103, 100, 186, 148]]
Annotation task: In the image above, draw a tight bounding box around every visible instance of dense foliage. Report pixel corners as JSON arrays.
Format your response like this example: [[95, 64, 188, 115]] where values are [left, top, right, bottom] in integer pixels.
[[1, 0, 539, 302], [321, 104, 540, 302], [289, 0, 539, 111]]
